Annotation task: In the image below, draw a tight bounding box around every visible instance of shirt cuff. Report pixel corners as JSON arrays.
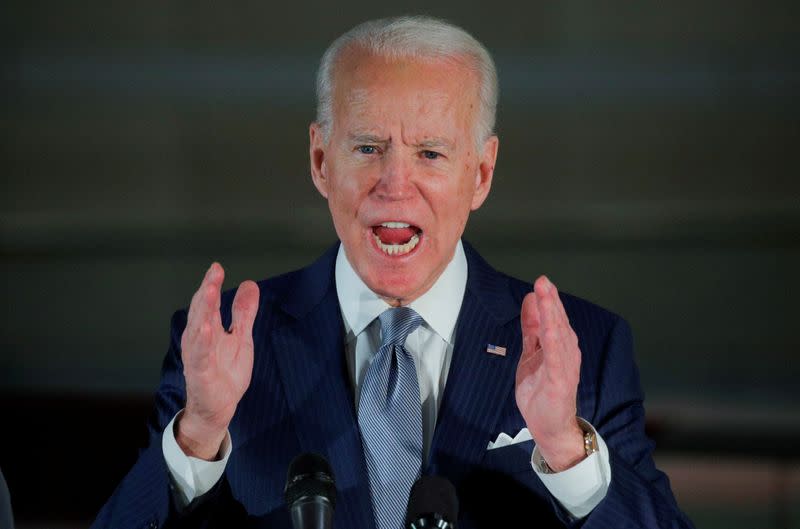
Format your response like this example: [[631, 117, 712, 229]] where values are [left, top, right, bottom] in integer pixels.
[[161, 410, 232, 508], [530, 418, 611, 519]]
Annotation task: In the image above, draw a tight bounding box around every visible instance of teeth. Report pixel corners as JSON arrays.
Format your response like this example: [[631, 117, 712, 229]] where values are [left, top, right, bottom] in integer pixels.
[[374, 232, 420, 256], [381, 221, 410, 228]]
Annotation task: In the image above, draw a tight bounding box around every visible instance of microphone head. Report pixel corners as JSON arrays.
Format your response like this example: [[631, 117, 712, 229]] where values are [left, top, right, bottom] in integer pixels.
[[284, 452, 336, 509], [405, 475, 458, 528]]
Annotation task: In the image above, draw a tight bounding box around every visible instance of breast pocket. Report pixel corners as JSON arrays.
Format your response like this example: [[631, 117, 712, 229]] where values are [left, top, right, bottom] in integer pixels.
[[481, 439, 535, 475]]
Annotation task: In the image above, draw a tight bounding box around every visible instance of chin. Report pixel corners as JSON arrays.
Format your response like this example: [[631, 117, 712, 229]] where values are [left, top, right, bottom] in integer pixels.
[[362, 267, 422, 303], [343, 225, 443, 303]]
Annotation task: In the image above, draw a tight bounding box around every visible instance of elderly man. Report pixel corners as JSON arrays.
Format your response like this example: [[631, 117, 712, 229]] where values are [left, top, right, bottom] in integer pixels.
[[93, 16, 693, 529]]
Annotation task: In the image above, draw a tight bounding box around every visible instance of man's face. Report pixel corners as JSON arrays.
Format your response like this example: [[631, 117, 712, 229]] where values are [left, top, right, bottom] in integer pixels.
[[310, 50, 498, 305]]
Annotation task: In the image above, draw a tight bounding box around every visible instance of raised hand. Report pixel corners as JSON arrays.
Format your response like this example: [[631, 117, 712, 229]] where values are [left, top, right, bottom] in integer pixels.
[[515, 275, 585, 472], [175, 262, 260, 460]]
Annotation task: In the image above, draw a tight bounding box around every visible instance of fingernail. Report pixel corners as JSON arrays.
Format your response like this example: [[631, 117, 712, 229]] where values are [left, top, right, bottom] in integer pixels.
[[540, 278, 550, 293]]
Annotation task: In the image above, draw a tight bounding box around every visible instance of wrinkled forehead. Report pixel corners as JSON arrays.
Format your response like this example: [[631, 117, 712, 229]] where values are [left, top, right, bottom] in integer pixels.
[[335, 42, 479, 81], [330, 48, 481, 138], [343, 85, 456, 115]]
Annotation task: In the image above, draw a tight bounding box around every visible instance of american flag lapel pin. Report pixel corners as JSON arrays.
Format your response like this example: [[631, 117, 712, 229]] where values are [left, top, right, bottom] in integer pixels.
[[486, 344, 507, 356]]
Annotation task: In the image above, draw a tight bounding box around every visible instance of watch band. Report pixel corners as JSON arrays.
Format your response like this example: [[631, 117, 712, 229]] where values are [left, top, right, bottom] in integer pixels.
[[539, 418, 598, 474]]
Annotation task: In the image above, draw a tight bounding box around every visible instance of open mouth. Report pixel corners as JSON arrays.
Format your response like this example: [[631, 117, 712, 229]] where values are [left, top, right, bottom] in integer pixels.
[[371, 222, 422, 256]]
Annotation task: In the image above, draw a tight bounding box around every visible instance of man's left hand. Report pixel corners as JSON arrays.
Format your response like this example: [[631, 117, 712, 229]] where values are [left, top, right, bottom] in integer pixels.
[[515, 275, 585, 472]]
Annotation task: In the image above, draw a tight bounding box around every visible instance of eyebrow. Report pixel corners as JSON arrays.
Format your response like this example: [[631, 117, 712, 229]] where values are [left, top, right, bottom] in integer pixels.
[[348, 134, 454, 150], [416, 138, 454, 150], [349, 133, 388, 145]]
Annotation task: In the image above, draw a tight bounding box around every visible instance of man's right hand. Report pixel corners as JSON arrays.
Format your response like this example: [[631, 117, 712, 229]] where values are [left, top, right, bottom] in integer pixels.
[[175, 262, 260, 460]]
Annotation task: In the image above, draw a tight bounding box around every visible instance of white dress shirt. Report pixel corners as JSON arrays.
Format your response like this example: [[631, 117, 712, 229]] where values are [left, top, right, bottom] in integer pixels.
[[162, 240, 611, 517]]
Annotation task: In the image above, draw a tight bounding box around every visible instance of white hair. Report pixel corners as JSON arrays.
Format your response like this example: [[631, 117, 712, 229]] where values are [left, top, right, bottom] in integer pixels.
[[315, 16, 499, 147]]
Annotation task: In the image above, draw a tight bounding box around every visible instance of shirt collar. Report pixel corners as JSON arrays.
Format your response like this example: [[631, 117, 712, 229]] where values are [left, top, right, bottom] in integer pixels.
[[335, 240, 467, 345]]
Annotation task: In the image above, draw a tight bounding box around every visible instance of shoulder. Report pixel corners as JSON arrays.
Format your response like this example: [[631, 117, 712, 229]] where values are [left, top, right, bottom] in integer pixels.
[[217, 243, 340, 323], [462, 240, 624, 335]]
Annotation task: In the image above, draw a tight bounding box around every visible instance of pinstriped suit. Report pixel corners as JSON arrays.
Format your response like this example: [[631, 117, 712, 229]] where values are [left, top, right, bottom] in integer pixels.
[[92, 241, 694, 529]]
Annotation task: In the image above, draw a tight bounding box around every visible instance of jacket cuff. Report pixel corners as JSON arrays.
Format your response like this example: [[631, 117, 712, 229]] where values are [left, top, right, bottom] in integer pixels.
[[161, 410, 232, 508]]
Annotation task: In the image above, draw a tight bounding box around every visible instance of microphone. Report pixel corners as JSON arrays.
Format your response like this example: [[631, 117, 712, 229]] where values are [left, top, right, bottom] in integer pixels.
[[284, 452, 336, 529], [405, 475, 459, 529]]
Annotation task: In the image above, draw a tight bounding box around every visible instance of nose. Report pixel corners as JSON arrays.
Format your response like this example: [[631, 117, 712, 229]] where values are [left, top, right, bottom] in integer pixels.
[[373, 149, 416, 201]]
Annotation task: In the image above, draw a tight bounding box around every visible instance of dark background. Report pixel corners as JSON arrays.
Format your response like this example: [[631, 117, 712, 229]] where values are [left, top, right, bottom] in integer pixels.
[[2, 2, 799, 528]]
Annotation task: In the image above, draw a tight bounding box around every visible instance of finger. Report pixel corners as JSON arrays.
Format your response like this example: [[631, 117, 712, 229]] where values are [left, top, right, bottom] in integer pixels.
[[539, 278, 583, 384], [534, 276, 559, 336], [534, 276, 567, 372], [545, 277, 569, 328], [187, 262, 225, 326], [230, 280, 260, 338], [541, 277, 580, 360]]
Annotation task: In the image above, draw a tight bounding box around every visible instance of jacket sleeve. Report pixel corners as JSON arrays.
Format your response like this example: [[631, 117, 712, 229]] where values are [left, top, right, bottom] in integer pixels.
[[577, 316, 695, 529]]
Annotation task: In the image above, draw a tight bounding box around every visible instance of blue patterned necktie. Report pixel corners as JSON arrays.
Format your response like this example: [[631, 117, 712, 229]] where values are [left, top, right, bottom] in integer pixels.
[[358, 307, 424, 529]]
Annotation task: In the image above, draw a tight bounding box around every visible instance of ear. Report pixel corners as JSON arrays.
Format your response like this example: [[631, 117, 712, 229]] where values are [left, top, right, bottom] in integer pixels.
[[470, 134, 499, 210], [309, 122, 329, 199]]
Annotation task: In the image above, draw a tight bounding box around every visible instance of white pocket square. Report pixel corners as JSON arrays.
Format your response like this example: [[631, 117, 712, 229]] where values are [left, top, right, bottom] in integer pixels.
[[486, 428, 532, 450]]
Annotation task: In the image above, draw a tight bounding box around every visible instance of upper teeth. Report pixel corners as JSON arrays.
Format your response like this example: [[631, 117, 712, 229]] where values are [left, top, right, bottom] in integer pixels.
[[381, 222, 410, 228]]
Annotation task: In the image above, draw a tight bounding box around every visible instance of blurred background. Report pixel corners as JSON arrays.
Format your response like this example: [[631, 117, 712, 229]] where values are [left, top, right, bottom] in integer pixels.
[[2, 1, 799, 527]]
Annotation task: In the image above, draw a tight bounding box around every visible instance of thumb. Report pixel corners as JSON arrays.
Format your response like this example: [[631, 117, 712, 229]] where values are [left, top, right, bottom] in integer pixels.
[[520, 290, 541, 347], [517, 291, 541, 383]]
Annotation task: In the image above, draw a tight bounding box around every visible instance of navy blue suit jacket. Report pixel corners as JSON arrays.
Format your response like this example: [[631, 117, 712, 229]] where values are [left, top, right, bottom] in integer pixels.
[[93, 242, 694, 529]]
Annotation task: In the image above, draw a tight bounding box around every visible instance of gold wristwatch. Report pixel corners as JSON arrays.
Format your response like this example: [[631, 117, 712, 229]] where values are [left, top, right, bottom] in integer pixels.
[[540, 418, 598, 474]]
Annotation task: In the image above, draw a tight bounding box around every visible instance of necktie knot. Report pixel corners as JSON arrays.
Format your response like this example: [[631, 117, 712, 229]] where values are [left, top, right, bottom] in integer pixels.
[[378, 307, 423, 347]]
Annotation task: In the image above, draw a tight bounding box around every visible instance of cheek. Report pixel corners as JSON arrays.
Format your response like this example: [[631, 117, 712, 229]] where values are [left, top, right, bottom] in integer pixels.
[[329, 186, 357, 221], [433, 192, 472, 237], [332, 156, 375, 191], [454, 169, 479, 202], [328, 170, 371, 223]]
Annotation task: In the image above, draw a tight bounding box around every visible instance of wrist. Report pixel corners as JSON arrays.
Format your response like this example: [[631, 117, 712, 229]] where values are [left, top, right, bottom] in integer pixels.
[[175, 411, 228, 461], [537, 422, 585, 472]]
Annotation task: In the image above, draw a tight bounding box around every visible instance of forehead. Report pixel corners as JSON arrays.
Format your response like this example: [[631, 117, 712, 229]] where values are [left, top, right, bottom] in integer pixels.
[[331, 50, 480, 138]]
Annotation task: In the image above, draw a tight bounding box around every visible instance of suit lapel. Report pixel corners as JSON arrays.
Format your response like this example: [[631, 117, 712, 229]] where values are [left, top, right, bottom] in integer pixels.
[[271, 244, 374, 529], [429, 242, 524, 475]]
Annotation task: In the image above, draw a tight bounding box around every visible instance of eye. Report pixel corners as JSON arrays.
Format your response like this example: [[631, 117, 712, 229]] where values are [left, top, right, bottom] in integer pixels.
[[422, 150, 441, 160], [357, 145, 378, 155]]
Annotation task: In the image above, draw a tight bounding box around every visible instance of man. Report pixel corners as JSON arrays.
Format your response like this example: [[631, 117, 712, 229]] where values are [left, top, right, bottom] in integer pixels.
[[93, 16, 694, 529]]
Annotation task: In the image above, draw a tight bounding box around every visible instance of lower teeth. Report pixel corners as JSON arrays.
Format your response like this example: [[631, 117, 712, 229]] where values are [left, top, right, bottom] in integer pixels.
[[374, 233, 420, 255]]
